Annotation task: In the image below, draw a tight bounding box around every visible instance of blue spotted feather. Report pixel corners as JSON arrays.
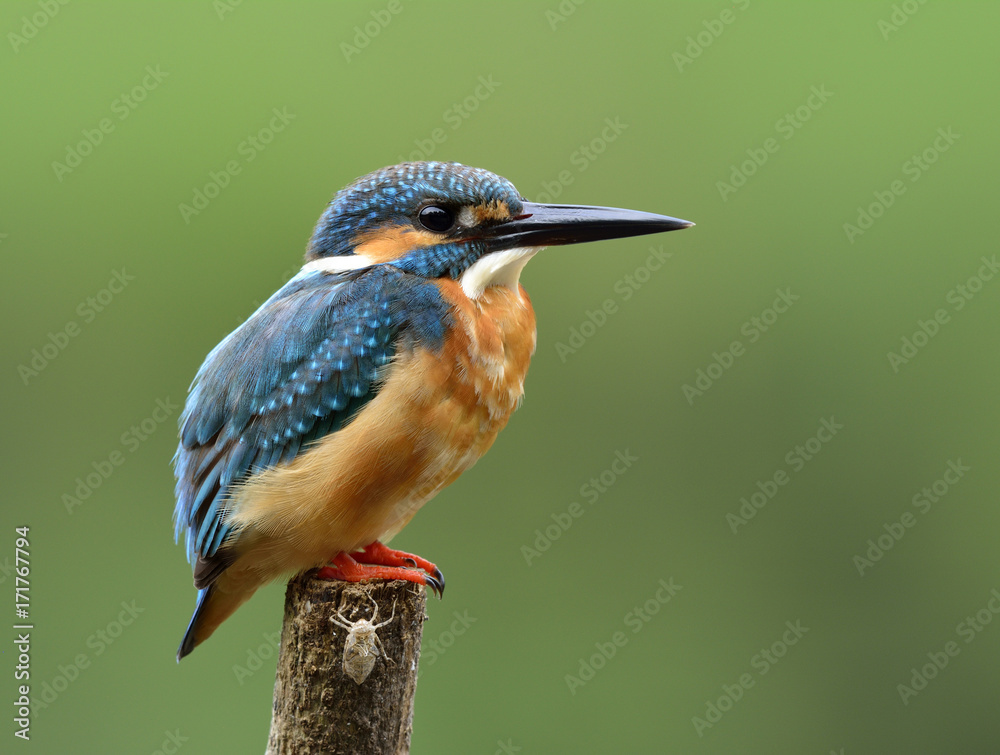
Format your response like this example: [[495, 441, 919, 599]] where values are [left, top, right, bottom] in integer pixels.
[[172, 264, 450, 588]]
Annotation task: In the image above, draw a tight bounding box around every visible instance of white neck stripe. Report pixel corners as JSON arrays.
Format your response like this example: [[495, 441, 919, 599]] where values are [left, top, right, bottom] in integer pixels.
[[302, 254, 377, 274]]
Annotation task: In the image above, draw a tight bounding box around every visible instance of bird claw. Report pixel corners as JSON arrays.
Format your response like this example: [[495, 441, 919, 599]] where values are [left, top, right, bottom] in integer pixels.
[[320, 541, 445, 598], [430, 566, 445, 596], [423, 573, 444, 599]]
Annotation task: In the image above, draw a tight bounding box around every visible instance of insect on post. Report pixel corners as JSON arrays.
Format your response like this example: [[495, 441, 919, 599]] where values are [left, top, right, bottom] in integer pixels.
[[332, 593, 397, 684]]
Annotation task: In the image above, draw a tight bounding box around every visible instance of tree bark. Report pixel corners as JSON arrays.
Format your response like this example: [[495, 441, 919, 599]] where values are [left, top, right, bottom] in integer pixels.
[[266, 575, 427, 755]]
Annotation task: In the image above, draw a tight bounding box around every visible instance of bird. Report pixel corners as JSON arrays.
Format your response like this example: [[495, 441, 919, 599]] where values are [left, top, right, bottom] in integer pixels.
[[173, 161, 692, 660]]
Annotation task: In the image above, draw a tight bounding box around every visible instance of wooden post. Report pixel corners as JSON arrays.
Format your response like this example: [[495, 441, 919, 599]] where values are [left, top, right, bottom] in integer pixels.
[[266, 574, 427, 755]]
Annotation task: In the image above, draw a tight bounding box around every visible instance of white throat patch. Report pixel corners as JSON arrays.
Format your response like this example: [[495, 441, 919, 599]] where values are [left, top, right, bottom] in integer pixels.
[[459, 246, 541, 299]]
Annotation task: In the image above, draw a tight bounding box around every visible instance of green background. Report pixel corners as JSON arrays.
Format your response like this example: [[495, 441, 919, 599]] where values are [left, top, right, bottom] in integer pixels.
[[4, 1, 999, 752]]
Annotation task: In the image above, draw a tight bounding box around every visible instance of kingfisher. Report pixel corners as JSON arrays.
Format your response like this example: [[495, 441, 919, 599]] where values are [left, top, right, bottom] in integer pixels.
[[173, 161, 692, 660]]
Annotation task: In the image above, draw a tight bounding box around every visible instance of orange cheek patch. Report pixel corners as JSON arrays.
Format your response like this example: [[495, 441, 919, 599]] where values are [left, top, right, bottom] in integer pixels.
[[473, 200, 511, 224], [352, 225, 442, 263]]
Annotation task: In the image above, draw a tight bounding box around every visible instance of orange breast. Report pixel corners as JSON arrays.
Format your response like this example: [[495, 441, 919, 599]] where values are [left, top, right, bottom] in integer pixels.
[[432, 278, 537, 434], [226, 280, 537, 577], [373, 279, 538, 539]]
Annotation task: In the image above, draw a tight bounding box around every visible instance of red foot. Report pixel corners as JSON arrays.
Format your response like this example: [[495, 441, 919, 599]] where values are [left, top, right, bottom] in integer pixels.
[[355, 541, 442, 581], [317, 541, 444, 597]]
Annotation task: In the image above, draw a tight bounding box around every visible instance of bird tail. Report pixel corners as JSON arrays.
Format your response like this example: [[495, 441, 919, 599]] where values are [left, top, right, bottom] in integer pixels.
[[176, 578, 258, 661], [177, 587, 213, 661]]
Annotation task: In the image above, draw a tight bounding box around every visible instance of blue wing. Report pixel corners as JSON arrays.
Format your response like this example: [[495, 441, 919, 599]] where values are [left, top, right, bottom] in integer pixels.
[[172, 264, 450, 588]]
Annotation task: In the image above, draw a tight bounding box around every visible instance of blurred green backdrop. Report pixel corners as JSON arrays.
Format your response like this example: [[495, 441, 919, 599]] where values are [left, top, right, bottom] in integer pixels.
[[4, 1, 1000, 753]]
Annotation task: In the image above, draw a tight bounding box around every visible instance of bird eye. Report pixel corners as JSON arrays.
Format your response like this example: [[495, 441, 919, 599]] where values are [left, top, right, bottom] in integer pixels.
[[417, 205, 455, 233]]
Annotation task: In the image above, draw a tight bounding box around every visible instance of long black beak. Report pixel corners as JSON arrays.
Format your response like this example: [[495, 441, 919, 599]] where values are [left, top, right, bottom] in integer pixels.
[[483, 202, 693, 251]]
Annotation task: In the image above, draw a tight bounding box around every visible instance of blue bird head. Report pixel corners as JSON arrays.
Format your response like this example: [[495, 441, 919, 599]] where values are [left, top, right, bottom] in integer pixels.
[[305, 161, 692, 293]]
